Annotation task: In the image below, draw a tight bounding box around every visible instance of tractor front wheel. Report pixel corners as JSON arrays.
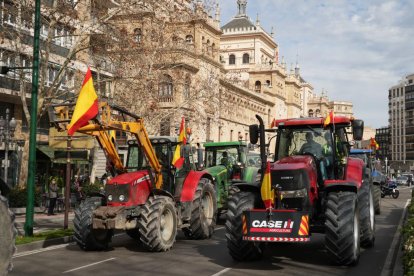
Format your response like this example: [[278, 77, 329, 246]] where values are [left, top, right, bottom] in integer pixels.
[[226, 191, 264, 261], [373, 185, 381, 215], [183, 178, 217, 240], [359, 184, 375, 248], [138, 196, 177, 252], [0, 195, 16, 274], [325, 191, 360, 265], [73, 197, 113, 251]]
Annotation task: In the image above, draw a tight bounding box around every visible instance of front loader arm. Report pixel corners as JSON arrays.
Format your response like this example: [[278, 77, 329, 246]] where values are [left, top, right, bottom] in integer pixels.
[[49, 102, 163, 190]]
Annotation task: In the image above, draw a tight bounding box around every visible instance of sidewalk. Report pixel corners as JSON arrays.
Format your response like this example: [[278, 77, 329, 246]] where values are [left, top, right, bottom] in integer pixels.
[[14, 212, 75, 236]]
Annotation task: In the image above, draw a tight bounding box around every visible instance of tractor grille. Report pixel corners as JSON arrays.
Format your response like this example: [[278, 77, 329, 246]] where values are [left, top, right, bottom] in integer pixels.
[[271, 169, 309, 191], [105, 183, 130, 203]]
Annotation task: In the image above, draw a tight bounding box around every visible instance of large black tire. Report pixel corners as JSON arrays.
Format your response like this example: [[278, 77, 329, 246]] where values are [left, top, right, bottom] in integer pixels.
[[325, 191, 360, 265], [225, 191, 264, 261], [359, 184, 375, 248], [373, 185, 381, 215], [73, 197, 113, 251], [183, 178, 217, 240], [138, 196, 177, 252], [0, 195, 16, 274]]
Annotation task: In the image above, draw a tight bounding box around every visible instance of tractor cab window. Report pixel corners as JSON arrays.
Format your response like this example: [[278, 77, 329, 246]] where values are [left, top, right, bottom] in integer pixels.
[[276, 128, 331, 161], [204, 147, 240, 167]]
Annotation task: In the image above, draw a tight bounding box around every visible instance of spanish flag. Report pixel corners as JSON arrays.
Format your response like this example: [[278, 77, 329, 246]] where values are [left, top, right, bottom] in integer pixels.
[[269, 118, 277, 128], [172, 117, 186, 169], [261, 161, 274, 209], [370, 137, 379, 150], [67, 68, 98, 136], [323, 111, 334, 128]]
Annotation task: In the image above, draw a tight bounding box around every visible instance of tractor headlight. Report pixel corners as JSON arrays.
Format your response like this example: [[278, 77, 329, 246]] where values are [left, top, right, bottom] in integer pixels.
[[107, 195, 113, 201], [280, 188, 307, 199], [119, 194, 125, 202]]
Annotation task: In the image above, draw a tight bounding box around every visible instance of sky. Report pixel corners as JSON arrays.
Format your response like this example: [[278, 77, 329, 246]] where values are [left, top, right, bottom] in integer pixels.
[[218, 0, 414, 128]]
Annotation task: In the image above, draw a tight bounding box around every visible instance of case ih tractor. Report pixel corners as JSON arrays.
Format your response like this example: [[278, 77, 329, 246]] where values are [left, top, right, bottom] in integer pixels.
[[202, 141, 260, 210], [0, 179, 16, 274], [226, 115, 375, 265], [49, 102, 217, 252], [349, 149, 381, 214]]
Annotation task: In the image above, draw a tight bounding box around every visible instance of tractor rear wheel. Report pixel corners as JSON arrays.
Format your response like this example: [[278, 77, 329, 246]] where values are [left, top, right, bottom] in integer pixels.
[[0, 195, 16, 274], [373, 185, 381, 215], [359, 184, 375, 248], [74, 197, 113, 251], [226, 191, 264, 261], [325, 191, 360, 265], [183, 178, 217, 240], [139, 196, 177, 252]]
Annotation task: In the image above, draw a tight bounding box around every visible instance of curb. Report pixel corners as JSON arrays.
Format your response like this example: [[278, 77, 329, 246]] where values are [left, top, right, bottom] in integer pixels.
[[15, 235, 74, 255]]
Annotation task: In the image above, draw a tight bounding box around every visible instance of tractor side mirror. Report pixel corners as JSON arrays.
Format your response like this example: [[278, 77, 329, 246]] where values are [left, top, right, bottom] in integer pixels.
[[249, 124, 259, 144], [352, 119, 364, 141], [197, 148, 204, 169]]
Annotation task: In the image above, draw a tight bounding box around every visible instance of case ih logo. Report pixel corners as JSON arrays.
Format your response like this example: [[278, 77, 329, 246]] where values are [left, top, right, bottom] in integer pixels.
[[250, 219, 294, 233]]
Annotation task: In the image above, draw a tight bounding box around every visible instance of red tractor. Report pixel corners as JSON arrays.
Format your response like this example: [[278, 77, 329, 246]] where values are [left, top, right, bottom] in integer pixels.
[[49, 102, 217, 252], [226, 115, 375, 265]]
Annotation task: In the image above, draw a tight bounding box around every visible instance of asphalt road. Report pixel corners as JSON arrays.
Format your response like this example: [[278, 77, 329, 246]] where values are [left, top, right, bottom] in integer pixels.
[[11, 188, 412, 276]]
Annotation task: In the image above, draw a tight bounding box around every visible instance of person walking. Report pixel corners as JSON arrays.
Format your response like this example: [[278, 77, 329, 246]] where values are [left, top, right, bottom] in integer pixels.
[[48, 178, 58, 216]]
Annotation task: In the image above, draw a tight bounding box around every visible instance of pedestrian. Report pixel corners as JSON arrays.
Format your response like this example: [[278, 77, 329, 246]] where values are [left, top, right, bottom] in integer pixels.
[[48, 178, 58, 216]]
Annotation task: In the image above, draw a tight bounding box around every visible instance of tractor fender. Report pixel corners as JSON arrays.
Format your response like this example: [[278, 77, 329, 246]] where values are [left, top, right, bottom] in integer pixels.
[[324, 180, 358, 193], [180, 171, 214, 202], [345, 157, 364, 189], [232, 181, 261, 193]]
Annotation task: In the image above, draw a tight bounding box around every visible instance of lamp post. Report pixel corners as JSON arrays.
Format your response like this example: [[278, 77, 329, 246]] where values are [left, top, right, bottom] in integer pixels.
[[385, 157, 388, 177], [0, 109, 17, 188]]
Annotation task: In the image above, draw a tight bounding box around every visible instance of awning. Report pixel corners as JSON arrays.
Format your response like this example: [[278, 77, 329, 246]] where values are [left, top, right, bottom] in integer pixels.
[[36, 145, 89, 164], [37, 145, 55, 159]]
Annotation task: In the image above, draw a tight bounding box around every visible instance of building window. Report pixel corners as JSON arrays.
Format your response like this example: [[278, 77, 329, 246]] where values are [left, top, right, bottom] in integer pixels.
[[229, 54, 236, 65], [242, 53, 249, 64], [158, 74, 173, 98], [308, 109, 314, 117], [185, 35, 193, 44], [183, 75, 190, 99], [255, 81, 261, 92], [134, 28, 142, 43], [160, 118, 170, 136], [315, 109, 320, 116]]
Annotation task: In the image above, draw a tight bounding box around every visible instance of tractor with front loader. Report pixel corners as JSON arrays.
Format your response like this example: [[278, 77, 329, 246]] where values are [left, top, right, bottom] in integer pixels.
[[49, 101, 217, 252], [226, 114, 375, 265]]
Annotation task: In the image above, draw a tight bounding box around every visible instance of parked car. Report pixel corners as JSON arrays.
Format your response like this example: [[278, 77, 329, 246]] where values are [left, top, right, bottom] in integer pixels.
[[396, 176, 409, 186]]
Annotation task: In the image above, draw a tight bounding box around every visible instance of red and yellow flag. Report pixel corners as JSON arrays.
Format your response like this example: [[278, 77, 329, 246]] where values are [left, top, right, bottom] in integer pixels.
[[67, 68, 98, 136], [269, 118, 277, 128], [323, 111, 334, 128], [261, 161, 274, 209], [370, 137, 379, 150], [172, 117, 186, 168]]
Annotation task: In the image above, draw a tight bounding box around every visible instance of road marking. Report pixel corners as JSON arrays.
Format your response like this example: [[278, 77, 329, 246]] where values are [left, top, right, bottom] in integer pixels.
[[13, 243, 72, 258], [380, 198, 411, 276], [211, 267, 231, 276], [62, 258, 116, 273]]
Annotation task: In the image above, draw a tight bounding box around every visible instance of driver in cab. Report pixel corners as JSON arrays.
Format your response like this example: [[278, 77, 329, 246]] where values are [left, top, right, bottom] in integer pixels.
[[299, 132, 322, 158]]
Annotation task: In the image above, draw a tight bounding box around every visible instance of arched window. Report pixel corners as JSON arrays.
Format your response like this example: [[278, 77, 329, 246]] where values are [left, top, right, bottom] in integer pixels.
[[315, 109, 320, 117], [308, 109, 314, 117], [266, 80, 271, 87], [185, 35, 193, 44], [229, 54, 236, 65], [242, 53, 249, 64], [255, 81, 261, 92], [134, 28, 142, 43], [159, 74, 173, 98]]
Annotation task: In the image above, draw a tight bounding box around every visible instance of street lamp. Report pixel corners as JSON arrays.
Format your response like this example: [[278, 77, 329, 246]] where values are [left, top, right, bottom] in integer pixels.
[[0, 109, 17, 188]]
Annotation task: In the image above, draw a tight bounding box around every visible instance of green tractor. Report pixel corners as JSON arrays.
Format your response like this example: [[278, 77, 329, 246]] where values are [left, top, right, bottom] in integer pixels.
[[202, 141, 260, 211]]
